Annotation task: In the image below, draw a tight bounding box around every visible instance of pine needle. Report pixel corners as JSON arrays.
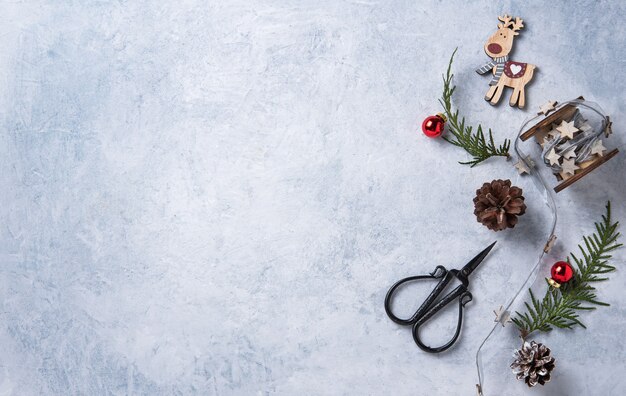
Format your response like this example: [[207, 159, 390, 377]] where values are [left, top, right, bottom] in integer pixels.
[[512, 201, 622, 338], [439, 49, 511, 167]]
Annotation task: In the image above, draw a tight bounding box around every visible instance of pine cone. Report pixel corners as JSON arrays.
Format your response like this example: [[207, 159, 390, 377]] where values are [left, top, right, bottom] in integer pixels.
[[511, 341, 555, 387], [473, 179, 526, 231]]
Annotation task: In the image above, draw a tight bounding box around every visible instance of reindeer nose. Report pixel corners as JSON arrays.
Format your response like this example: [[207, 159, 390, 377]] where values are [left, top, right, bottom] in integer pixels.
[[488, 43, 502, 54]]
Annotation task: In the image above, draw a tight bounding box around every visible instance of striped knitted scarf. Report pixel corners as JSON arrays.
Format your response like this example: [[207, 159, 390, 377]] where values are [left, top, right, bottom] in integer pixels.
[[475, 56, 508, 86]]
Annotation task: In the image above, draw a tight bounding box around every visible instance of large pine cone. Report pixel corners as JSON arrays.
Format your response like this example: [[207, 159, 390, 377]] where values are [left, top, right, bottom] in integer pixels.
[[511, 341, 556, 387], [473, 179, 526, 231]]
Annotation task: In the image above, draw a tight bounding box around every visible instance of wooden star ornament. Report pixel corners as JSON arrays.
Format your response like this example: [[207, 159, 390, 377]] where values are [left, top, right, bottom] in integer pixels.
[[493, 305, 512, 327], [579, 122, 593, 133], [543, 234, 557, 253], [546, 148, 561, 166], [514, 159, 530, 174], [561, 158, 579, 175], [591, 140, 606, 156], [556, 120, 579, 139], [537, 101, 557, 116], [547, 126, 561, 140], [604, 118, 613, 138], [562, 148, 577, 159]]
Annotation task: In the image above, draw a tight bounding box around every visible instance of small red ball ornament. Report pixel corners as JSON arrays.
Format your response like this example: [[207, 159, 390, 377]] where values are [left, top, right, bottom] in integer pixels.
[[547, 261, 574, 288], [421, 113, 447, 138]]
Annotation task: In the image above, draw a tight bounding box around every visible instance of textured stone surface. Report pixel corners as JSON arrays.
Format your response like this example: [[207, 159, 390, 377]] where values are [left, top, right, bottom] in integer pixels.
[[1, 1, 625, 395]]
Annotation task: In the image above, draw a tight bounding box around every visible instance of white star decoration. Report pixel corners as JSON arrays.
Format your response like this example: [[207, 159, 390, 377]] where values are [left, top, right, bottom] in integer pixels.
[[537, 101, 557, 116], [493, 305, 512, 327], [556, 120, 579, 139], [546, 148, 561, 166], [543, 234, 557, 253], [562, 148, 577, 159], [514, 159, 530, 174], [547, 127, 561, 140], [561, 158, 579, 175], [605, 120, 613, 138], [579, 122, 593, 133], [591, 139, 606, 156]]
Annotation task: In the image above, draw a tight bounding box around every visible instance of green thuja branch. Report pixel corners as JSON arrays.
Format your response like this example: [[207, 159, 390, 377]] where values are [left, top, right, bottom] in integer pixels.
[[439, 49, 510, 167], [512, 201, 622, 338]]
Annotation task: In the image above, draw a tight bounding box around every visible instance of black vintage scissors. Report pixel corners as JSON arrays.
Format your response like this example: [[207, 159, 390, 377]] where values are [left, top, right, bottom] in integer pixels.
[[384, 242, 496, 353]]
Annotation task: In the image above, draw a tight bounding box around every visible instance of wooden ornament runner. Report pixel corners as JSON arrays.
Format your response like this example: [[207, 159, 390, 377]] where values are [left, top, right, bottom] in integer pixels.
[[476, 15, 536, 109], [520, 97, 619, 193]]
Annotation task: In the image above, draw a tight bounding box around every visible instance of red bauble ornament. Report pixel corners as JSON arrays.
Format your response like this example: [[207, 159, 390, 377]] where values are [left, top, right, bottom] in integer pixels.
[[547, 261, 574, 288], [421, 113, 447, 138]]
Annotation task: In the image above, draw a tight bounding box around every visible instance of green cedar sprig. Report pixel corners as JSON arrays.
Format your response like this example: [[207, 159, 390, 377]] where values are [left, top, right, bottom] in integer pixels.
[[512, 201, 622, 338], [439, 49, 510, 167]]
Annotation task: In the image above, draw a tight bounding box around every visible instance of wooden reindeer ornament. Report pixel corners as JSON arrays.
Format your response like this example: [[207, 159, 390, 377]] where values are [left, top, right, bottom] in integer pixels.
[[476, 15, 536, 109]]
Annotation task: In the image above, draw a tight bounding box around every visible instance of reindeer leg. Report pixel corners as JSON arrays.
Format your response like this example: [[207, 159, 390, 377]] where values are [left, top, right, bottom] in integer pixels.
[[518, 66, 536, 109], [489, 83, 505, 105], [518, 87, 526, 109], [509, 87, 521, 107], [484, 85, 497, 101]]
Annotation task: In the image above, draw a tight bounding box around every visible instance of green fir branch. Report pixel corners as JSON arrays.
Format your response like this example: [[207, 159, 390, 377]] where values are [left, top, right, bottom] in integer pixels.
[[439, 49, 510, 167], [512, 201, 622, 338]]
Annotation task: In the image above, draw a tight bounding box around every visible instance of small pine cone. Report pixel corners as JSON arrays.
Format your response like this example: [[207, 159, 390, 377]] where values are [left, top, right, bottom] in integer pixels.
[[473, 179, 526, 231], [511, 341, 556, 387]]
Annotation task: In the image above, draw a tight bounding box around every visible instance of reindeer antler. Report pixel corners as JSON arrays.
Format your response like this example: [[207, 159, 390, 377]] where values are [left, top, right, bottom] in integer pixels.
[[497, 15, 525, 35], [510, 17, 524, 35], [497, 15, 513, 29]]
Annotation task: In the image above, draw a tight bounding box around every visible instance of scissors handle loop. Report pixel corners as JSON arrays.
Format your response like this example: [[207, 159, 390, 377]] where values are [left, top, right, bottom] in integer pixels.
[[384, 265, 449, 326], [412, 288, 473, 353]]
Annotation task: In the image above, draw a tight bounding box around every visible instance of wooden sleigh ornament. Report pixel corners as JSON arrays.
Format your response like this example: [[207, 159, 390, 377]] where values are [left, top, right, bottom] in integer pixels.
[[476, 15, 536, 109], [520, 98, 619, 193]]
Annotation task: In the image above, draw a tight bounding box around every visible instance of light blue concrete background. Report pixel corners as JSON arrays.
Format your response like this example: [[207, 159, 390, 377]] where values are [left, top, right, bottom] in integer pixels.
[[1, 1, 625, 395]]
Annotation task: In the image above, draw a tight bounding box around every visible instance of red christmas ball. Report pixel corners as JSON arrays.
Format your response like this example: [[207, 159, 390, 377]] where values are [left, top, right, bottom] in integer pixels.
[[548, 261, 574, 287], [421, 113, 447, 138]]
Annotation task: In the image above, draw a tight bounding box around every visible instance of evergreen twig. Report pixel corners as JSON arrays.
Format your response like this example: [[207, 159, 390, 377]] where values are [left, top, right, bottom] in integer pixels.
[[512, 201, 622, 338], [439, 49, 510, 167]]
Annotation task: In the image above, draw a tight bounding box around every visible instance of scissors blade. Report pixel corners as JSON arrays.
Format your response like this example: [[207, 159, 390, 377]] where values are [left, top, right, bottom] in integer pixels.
[[460, 241, 497, 278]]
